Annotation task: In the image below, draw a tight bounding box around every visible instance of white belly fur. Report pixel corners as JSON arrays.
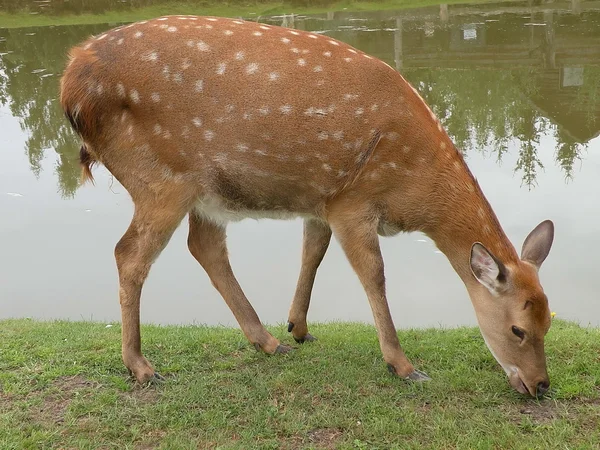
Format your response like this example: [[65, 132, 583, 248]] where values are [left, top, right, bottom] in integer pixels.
[[194, 193, 313, 225]]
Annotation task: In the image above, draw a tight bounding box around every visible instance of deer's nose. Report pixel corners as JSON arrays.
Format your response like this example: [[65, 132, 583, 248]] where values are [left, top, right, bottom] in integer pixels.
[[536, 380, 550, 397]]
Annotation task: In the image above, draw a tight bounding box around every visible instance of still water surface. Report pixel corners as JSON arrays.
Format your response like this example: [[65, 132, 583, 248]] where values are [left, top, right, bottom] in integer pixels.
[[1, 1, 599, 327]]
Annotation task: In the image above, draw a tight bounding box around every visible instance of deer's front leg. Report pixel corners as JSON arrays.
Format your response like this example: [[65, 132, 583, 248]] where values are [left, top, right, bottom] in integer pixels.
[[328, 206, 430, 381], [287, 218, 332, 343]]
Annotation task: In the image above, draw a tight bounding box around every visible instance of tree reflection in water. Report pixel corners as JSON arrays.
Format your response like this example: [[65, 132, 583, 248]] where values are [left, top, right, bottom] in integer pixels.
[[0, 0, 598, 197]]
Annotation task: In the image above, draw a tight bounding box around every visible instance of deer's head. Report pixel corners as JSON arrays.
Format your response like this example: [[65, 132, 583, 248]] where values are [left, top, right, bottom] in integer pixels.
[[468, 220, 554, 397]]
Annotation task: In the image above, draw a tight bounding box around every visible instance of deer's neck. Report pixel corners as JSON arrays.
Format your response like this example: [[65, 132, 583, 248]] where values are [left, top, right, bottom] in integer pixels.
[[423, 153, 519, 285]]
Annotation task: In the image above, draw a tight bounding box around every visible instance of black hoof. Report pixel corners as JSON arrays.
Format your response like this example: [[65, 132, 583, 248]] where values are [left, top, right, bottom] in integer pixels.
[[153, 372, 166, 382], [275, 344, 293, 354], [293, 333, 316, 344], [387, 365, 431, 382], [287, 322, 294, 332], [254, 343, 294, 354], [405, 370, 431, 382]]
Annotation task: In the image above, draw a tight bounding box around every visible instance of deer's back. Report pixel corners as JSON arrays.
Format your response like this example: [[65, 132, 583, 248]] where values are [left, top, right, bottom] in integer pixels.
[[62, 16, 441, 220]]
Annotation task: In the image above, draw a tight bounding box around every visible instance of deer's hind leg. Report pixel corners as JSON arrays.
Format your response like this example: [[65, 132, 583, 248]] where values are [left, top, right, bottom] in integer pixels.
[[287, 218, 332, 343], [187, 212, 292, 354], [115, 186, 192, 384]]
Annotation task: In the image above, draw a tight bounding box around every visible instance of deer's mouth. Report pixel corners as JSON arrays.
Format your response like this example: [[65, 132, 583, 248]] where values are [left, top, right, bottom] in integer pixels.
[[509, 371, 532, 396]]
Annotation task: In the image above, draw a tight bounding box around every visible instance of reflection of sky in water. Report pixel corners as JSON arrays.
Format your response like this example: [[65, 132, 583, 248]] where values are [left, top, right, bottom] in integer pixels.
[[1, 1, 599, 327]]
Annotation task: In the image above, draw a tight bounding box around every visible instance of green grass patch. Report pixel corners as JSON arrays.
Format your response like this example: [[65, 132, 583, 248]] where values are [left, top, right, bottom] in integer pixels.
[[0, 318, 598, 449], [0, 0, 485, 29]]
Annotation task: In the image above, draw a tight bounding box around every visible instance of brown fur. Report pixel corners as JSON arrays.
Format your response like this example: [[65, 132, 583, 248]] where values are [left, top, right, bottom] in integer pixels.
[[60, 16, 554, 396]]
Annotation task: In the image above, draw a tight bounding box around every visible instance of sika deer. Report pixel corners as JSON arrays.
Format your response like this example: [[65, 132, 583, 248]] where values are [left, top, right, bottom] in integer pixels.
[[60, 15, 555, 397]]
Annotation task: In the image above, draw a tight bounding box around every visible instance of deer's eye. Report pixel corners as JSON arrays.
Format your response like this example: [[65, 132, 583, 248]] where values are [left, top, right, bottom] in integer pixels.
[[511, 326, 525, 340]]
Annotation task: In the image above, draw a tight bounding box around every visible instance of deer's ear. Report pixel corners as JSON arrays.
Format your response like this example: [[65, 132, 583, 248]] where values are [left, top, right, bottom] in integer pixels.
[[470, 243, 507, 296], [521, 220, 554, 270]]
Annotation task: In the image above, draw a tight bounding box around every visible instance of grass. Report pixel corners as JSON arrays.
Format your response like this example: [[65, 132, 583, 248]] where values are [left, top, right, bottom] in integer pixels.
[[0, 0, 485, 29], [0, 319, 598, 449]]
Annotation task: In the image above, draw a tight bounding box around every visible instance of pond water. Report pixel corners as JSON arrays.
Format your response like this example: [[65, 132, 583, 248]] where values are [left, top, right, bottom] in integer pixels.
[[1, 0, 599, 329]]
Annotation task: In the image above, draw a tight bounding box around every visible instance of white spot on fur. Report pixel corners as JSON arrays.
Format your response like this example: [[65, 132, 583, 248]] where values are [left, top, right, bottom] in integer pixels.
[[371, 104, 379, 112], [313, 66, 323, 72], [308, 34, 318, 39], [260, 25, 270, 30], [153, 124, 162, 135], [281, 37, 291, 44], [344, 57, 353, 63], [291, 48, 300, 54], [192, 117, 202, 127], [344, 93, 359, 101], [253, 31, 263, 36], [216, 63, 227, 75], [130, 89, 140, 103], [280, 105, 293, 114], [289, 30, 300, 35], [317, 132, 329, 141], [182, 59, 192, 70], [355, 108, 364, 116], [246, 63, 259, 75], [304, 107, 327, 117], [214, 153, 227, 164], [197, 41, 210, 52], [96, 33, 107, 40], [206, 18, 218, 22], [323, 51, 332, 57], [162, 65, 170, 80], [235, 51, 245, 60], [402, 145, 410, 153], [348, 49, 357, 54], [173, 73, 183, 84], [141, 51, 159, 62], [134, 31, 143, 38], [204, 130, 215, 141], [440, 142, 447, 150], [186, 40, 194, 47], [195, 79, 204, 92], [233, 20, 244, 25], [182, 125, 190, 139], [269, 72, 280, 81], [328, 40, 340, 46], [255, 149, 267, 156], [259, 106, 270, 115], [322, 163, 332, 171], [333, 131, 344, 141], [117, 83, 126, 98], [224, 30, 234, 36], [236, 143, 249, 152], [298, 58, 306, 66], [117, 38, 124, 45]]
